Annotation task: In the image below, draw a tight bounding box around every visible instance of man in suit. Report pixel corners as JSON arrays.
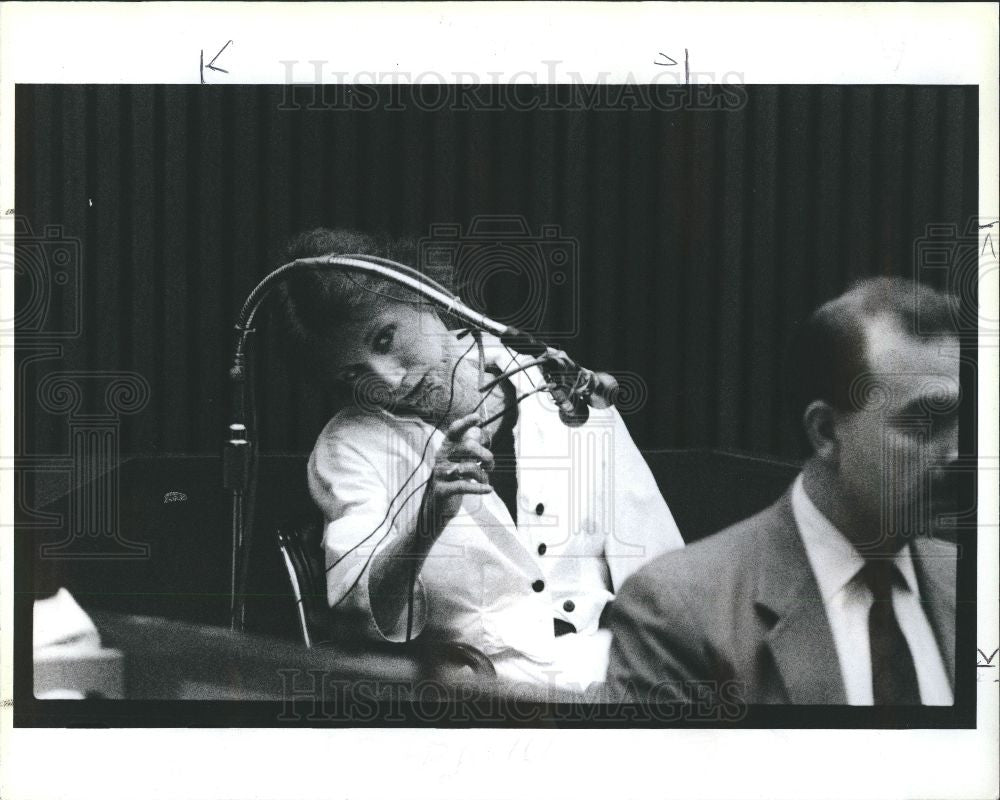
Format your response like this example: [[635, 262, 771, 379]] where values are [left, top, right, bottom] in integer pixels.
[[607, 277, 960, 705]]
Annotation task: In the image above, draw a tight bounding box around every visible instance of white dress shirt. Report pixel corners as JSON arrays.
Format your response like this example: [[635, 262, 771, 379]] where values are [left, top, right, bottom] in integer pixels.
[[308, 335, 684, 690], [791, 476, 953, 705]]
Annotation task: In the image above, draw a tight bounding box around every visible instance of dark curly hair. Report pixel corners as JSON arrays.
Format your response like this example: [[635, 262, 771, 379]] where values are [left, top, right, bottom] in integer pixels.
[[269, 228, 456, 391]]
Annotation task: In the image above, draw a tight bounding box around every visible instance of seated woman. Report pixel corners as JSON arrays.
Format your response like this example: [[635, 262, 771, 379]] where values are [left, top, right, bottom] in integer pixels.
[[272, 228, 683, 690]]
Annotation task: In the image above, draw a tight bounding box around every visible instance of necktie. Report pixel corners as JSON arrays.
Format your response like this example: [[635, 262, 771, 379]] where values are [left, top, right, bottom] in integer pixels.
[[859, 560, 921, 705]]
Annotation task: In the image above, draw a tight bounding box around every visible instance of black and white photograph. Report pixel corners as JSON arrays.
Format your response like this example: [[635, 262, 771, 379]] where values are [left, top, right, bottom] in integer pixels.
[[1, 3, 997, 799]]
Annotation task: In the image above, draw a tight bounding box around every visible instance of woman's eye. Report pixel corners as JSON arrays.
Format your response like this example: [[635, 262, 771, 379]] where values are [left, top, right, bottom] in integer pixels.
[[337, 368, 360, 384], [374, 326, 395, 353]]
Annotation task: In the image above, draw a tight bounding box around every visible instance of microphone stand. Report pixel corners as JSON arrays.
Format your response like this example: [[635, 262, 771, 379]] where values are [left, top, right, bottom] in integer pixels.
[[223, 425, 249, 631], [223, 348, 251, 631], [224, 254, 617, 634]]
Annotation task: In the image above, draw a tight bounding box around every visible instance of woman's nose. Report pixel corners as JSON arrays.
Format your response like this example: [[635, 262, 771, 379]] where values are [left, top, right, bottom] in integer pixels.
[[365, 354, 406, 390]]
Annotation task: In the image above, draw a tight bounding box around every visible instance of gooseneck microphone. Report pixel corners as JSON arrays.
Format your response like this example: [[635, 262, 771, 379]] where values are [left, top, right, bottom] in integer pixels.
[[495, 326, 619, 427], [225, 253, 621, 630], [231, 254, 619, 431]]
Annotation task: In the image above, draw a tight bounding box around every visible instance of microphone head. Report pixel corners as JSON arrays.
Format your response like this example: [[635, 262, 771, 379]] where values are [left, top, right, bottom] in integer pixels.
[[558, 401, 590, 427]]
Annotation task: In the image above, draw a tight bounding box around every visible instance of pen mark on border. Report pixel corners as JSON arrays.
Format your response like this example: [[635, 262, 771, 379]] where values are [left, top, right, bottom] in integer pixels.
[[652, 49, 690, 84], [200, 39, 233, 84]]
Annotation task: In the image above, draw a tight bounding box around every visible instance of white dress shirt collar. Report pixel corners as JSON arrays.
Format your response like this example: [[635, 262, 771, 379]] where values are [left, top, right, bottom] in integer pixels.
[[789, 475, 951, 705], [791, 475, 920, 600]]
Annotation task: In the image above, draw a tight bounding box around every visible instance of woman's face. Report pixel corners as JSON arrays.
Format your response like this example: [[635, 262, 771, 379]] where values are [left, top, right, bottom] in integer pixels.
[[327, 302, 483, 422]]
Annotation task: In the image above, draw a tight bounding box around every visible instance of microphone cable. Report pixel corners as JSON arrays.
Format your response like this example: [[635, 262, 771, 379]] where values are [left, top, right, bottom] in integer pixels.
[[326, 335, 526, 642], [231, 250, 611, 636], [326, 337, 492, 642]]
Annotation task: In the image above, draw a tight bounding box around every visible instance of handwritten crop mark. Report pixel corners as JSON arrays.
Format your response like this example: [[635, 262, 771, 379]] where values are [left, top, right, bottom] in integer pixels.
[[980, 219, 997, 258], [653, 48, 690, 84], [200, 39, 233, 84], [977, 648, 999, 683], [982, 233, 995, 259]]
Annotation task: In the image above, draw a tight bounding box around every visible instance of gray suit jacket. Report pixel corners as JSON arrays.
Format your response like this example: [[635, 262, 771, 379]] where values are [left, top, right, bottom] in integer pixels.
[[606, 489, 957, 704]]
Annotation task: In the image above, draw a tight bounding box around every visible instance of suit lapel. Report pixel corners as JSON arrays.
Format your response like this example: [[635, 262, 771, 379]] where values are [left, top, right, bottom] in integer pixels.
[[754, 493, 847, 704], [911, 538, 957, 687]]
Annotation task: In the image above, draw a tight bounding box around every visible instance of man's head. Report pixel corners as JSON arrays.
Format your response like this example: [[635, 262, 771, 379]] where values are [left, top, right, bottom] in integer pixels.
[[272, 228, 482, 422], [787, 277, 961, 551]]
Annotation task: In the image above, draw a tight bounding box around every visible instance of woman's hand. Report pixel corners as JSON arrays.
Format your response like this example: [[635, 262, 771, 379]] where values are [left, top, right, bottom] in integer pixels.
[[424, 412, 495, 525], [370, 415, 496, 636]]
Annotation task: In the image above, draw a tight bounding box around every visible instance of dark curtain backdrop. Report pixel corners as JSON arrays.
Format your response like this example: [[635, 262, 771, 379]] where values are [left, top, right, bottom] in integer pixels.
[[15, 84, 977, 466]]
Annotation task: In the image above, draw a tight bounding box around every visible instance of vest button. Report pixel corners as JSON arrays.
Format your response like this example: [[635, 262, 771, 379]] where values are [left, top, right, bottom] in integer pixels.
[[563, 600, 575, 613], [537, 543, 547, 555], [535, 503, 545, 516], [532, 579, 545, 593]]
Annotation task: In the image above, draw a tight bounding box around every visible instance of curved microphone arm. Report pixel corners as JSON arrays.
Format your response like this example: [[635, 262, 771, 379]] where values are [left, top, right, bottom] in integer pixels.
[[229, 253, 619, 426], [232, 254, 507, 369], [224, 253, 619, 631], [227, 251, 630, 452]]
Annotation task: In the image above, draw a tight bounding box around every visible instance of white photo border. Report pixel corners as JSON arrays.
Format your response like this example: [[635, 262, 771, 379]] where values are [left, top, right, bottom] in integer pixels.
[[1, 3, 997, 799]]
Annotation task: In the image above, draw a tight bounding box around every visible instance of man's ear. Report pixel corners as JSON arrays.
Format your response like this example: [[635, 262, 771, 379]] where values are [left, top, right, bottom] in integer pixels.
[[802, 400, 838, 461]]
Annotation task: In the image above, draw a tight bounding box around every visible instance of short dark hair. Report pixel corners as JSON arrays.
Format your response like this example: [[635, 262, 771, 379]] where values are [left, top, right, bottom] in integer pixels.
[[269, 228, 454, 387], [784, 276, 960, 423]]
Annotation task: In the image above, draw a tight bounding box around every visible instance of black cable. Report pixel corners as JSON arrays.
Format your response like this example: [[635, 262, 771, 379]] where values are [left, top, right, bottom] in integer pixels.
[[327, 336, 513, 639], [324, 340, 477, 576], [478, 385, 555, 430], [328, 477, 431, 609], [228, 264, 463, 635], [229, 254, 564, 639], [479, 357, 548, 392], [503, 343, 537, 389]]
